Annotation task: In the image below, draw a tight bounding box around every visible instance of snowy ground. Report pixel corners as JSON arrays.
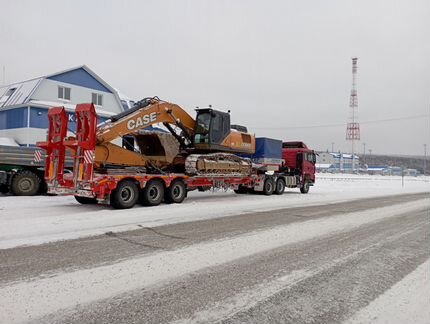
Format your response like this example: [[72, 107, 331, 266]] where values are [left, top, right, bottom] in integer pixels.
[[0, 173, 429, 323], [0, 174, 429, 249], [1, 199, 429, 323]]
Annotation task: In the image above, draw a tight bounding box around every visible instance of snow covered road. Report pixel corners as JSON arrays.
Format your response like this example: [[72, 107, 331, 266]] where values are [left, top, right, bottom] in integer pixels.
[[0, 174, 428, 248], [0, 175, 429, 323]]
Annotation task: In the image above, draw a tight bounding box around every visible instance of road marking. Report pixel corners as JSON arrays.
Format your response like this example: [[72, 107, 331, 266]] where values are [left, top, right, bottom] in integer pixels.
[[344, 259, 430, 324]]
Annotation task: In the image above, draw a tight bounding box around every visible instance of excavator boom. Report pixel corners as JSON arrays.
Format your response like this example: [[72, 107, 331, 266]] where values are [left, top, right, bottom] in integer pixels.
[[97, 97, 196, 144]]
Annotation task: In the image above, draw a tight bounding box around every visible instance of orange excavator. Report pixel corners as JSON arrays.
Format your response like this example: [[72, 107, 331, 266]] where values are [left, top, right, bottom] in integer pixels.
[[86, 97, 255, 175]]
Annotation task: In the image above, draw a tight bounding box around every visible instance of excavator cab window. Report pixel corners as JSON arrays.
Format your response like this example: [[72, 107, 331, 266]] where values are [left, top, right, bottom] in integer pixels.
[[194, 112, 211, 144], [194, 109, 231, 146]]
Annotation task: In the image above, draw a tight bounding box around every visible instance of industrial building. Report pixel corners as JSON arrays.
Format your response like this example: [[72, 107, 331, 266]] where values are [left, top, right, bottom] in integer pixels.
[[0, 66, 134, 146], [317, 152, 360, 172]]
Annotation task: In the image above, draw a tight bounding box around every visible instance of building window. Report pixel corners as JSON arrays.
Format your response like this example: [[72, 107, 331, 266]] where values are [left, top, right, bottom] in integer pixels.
[[92, 93, 103, 106], [58, 86, 71, 100], [5, 88, 16, 97]]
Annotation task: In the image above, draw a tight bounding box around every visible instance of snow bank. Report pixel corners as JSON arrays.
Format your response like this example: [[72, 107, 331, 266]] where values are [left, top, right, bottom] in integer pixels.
[[0, 174, 428, 249], [0, 137, 19, 147]]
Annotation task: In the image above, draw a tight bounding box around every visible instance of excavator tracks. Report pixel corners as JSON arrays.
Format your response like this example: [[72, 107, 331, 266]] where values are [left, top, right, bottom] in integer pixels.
[[185, 153, 252, 177]]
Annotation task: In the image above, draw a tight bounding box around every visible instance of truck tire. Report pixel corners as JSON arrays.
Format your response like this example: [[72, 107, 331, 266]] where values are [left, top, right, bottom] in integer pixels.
[[75, 196, 98, 204], [262, 177, 274, 196], [140, 179, 164, 206], [300, 181, 310, 194], [110, 179, 139, 209], [274, 178, 285, 195], [234, 185, 248, 194], [10, 170, 40, 196], [164, 179, 186, 204]]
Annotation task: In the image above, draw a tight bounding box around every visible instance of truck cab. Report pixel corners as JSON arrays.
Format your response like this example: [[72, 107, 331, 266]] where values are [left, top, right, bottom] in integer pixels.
[[282, 141, 316, 193]]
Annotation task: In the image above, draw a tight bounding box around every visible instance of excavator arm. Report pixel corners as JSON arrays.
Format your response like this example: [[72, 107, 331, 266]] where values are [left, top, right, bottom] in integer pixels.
[[97, 97, 196, 144], [94, 97, 197, 168]]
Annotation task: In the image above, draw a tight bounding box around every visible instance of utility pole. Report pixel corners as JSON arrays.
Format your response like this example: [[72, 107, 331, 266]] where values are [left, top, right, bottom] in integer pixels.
[[424, 144, 427, 176], [362, 142, 366, 164], [368, 149, 372, 156], [331, 142, 334, 152]]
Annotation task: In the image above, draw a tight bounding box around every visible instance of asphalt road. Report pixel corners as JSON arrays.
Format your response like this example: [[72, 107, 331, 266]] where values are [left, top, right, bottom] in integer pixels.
[[1, 192, 429, 323]]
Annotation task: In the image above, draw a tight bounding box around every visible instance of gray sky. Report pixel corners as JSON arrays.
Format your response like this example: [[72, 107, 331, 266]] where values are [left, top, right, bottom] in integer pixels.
[[1, 0, 429, 155]]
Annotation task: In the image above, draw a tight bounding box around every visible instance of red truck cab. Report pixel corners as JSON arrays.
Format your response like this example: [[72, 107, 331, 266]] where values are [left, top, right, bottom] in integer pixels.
[[282, 141, 316, 193]]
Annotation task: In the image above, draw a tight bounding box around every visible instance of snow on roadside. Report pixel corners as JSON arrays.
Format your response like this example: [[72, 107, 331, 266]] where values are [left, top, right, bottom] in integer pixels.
[[345, 259, 430, 324], [0, 199, 428, 324], [0, 174, 428, 249]]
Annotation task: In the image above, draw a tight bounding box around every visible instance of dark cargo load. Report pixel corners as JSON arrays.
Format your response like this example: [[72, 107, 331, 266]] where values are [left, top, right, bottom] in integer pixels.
[[253, 137, 282, 159]]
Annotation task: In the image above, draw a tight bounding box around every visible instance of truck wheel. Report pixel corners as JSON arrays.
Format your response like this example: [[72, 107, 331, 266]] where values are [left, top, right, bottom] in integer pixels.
[[164, 179, 186, 204], [140, 179, 164, 206], [234, 185, 248, 194], [75, 196, 98, 204], [300, 181, 310, 194], [262, 177, 274, 196], [10, 170, 40, 196], [274, 178, 285, 195], [111, 179, 139, 209]]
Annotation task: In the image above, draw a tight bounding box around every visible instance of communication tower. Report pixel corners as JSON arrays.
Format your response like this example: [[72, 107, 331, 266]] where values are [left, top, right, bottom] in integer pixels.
[[346, 57, 360, 171]]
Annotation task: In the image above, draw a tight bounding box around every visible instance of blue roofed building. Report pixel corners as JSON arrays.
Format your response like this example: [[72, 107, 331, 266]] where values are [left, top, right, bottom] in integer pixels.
[[0, 65, 135, 146]]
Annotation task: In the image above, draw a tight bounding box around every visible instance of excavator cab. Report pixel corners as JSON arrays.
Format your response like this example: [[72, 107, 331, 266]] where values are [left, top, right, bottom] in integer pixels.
[[193, 108, 255, 154], [194, 108, 230, 146]]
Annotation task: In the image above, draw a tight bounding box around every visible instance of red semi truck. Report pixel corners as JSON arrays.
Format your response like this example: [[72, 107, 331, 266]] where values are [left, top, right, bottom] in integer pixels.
[[37, 104, 316, 208], [282, 141, 316, 194]]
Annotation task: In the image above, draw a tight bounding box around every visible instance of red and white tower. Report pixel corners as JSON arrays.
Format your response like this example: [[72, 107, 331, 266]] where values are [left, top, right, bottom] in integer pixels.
[[346, 57, 360, 171]]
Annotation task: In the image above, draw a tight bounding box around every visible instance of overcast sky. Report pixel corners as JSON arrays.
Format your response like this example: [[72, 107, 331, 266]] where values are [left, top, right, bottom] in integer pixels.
[[1, 0, 429, 155]]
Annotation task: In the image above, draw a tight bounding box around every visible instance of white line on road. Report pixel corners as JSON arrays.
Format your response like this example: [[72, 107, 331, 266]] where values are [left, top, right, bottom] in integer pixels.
[[170, 225, 424, 324], [344, 259, 430, 324]]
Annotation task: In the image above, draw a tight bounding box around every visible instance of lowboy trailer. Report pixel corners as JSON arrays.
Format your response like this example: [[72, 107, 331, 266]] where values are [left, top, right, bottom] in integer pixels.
[[38, 103, 316, 209]]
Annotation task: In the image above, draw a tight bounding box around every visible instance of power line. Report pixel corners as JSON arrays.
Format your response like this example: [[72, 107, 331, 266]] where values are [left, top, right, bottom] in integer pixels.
[[250, 114, 430, 130]]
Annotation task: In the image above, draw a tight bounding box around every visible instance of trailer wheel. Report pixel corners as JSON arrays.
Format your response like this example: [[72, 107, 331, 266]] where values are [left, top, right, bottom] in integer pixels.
[[262, 177, 274, 196], [300, 181, 310, 194], [140, 179, 164, 206], [75, 196, 98, 204], [111, 179, 139, 209], [164, 179, 186, 204], [274, 178, 285, 195], [10, 170, 40, 196]]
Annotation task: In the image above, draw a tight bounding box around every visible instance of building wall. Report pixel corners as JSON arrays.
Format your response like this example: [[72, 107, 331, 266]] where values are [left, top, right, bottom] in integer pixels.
[[31, 79, 122, 114], [317, 152, 335, 164], [0, 107, 28, 130]]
